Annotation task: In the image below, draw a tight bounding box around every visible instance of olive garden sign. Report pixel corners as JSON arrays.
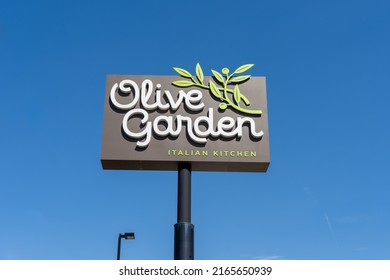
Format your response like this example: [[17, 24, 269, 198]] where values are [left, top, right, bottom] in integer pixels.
[[101, 63, 270, 172]]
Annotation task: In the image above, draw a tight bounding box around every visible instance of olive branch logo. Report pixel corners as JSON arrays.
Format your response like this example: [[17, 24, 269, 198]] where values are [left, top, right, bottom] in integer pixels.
[[172, 63, 262, 115]]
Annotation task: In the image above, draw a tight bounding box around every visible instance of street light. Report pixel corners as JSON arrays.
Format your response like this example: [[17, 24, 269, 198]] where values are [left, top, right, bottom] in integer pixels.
[[117, 232, 135, 260]]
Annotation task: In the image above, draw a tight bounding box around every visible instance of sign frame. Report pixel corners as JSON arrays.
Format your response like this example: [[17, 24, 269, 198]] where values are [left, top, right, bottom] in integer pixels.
[[101, 64, 270, 172]]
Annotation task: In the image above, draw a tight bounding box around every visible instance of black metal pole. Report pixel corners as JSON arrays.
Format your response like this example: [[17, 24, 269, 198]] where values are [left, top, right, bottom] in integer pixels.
[[117, 234, 122, 260], [174, 162, 194, 260]]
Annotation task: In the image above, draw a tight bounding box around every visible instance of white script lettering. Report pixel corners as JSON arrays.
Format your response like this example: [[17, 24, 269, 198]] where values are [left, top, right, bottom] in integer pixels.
[[110, 79, 263, 147]]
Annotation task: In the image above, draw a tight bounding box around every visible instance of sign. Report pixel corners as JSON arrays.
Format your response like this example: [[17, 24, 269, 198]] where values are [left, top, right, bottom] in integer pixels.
[[101, 63, 270, 172]]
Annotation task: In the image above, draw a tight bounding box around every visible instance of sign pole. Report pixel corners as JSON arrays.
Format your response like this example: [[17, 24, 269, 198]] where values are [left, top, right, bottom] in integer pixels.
[[174, 162, 194, 260]]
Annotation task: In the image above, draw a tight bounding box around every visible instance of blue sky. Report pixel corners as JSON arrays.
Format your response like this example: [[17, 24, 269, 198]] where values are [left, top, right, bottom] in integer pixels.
[[1, 0, 390, 260]]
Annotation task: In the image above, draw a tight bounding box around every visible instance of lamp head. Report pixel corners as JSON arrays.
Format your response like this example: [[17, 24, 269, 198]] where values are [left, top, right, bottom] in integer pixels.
[[123, 232, 135, 240]]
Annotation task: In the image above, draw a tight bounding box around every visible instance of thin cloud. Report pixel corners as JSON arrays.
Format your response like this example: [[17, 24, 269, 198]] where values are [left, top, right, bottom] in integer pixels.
[[325, 214, 340, 249], [325, 214, 336, 238]]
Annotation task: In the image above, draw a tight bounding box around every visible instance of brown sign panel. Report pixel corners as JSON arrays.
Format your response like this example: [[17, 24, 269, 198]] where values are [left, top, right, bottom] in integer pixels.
[[101, 72, 270, 172]]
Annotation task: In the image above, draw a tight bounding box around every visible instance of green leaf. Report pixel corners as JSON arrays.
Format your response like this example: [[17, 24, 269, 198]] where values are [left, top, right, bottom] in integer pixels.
[[195, 63, 204, 84], [233, 64, 254, 74], [219, 103, 228, 110], [230, 75, 250, 83], [172, 80, 195, 88], [209, 80, 222, 99], [240, 94, 251, 106], [211, 70, 224, 84], [233, 85, 241, 105], [173, 67, 193, 78]]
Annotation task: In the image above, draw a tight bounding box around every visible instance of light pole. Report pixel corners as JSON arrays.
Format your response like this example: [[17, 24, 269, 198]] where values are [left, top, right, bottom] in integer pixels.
[[117, 232, 135, 260]]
